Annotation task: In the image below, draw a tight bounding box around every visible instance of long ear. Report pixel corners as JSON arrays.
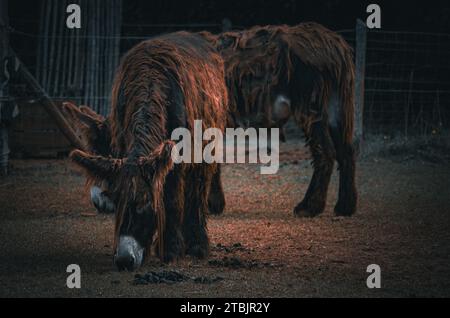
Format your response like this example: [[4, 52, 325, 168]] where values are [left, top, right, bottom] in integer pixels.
[[138, 140, 176, 184], [70, 149, 123, 180], [138, 140, 176, 260], [63, 102, 105, 125], [79, 105, 106, 122], [62, 102, 111, 155]]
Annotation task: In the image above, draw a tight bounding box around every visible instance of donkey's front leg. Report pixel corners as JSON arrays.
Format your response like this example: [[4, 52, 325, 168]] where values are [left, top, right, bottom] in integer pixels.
[[183, 165, 212, 258], [294, 121, 336, 217], [159, 168, 185, 262]]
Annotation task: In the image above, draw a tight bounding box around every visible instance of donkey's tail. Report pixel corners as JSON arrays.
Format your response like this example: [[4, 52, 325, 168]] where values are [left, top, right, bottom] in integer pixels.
[[337, 40, 356, 145]]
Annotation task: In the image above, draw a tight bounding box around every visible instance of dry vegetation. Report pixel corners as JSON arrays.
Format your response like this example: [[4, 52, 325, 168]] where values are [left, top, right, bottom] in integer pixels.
[[0, 138, 450, 297]]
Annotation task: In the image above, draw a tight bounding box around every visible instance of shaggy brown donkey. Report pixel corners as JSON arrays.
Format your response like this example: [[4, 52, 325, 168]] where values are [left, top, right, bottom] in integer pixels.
[[202, 22, 357, 217], [65, 32, 228, 270]]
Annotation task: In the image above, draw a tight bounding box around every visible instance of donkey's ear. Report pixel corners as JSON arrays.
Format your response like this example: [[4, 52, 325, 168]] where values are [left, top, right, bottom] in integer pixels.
[[70, 149, 123, 179], [138, 140, 176, 183], [63, 102, 105, 126], [138, 141, 177, 208], [79, 105, 106, 122], [62, 102, 111, 155]]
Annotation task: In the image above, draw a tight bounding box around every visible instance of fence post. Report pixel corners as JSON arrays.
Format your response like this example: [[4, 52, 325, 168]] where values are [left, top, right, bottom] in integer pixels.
[[0, 0, 10, 176], [12, 51, 85, 151], [355, 19, 367, 154]]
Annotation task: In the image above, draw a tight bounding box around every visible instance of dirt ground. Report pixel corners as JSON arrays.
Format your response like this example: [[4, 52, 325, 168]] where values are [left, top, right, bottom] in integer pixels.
[[1, 140, 450, 298]]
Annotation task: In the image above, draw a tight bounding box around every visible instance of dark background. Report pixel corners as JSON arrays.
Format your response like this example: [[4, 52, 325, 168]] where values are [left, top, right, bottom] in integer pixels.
[[10, 0, 450, 34], [6, 0, 450, 135], [122, 0, 450, 32], [9, 0, 450, 77]]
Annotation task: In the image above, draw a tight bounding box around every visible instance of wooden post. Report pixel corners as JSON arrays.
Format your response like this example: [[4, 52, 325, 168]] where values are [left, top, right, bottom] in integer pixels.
[[11, 51, 85, 151], [355, 19, 367, 154], [0, 0, 10, 176]]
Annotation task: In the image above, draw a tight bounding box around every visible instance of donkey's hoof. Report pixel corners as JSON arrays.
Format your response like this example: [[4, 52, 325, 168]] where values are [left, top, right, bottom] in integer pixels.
[[186, 243, 209, 259], [293, 200, 324, 218], [158, 247, 183, 263], [208, 193, 226, 215], [334, 201, 356, 217], [155, 238, 184, 263]]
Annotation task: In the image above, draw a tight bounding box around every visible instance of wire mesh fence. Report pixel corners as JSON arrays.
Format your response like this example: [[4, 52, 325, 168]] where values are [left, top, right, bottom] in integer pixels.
[[7, 20, 450, 136], [340, 29, 450, 136]]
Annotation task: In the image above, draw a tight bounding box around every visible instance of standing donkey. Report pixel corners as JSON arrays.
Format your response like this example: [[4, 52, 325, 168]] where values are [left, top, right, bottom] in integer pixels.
[[202, 22, 357, 217]]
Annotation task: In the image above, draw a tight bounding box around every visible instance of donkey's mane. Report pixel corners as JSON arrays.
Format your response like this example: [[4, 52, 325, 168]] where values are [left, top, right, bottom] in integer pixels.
[[110, 32, 228, 159]]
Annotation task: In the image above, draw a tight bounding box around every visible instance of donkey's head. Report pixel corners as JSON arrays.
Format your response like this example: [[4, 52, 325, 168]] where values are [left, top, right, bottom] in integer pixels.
[[61, 102, 116, 214], [70, 135, 176, 271]]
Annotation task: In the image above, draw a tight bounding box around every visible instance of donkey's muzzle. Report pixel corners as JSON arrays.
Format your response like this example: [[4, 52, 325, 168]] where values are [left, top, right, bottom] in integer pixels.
[[114, 235, 144, 271], [114, 253, 136, 271]]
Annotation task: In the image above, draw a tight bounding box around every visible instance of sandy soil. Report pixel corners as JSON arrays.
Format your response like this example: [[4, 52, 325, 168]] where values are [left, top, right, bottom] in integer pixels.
[[1, 141, 450, 298]]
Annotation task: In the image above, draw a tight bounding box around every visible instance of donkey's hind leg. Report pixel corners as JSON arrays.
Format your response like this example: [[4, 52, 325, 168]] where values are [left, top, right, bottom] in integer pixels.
[[207, 164, 226, 215], [330, 126, 357, 216], [294, 120, 336, 217]]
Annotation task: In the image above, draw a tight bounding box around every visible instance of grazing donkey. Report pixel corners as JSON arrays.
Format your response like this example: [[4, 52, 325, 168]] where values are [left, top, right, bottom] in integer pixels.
[[65, 32, 228, 270]]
